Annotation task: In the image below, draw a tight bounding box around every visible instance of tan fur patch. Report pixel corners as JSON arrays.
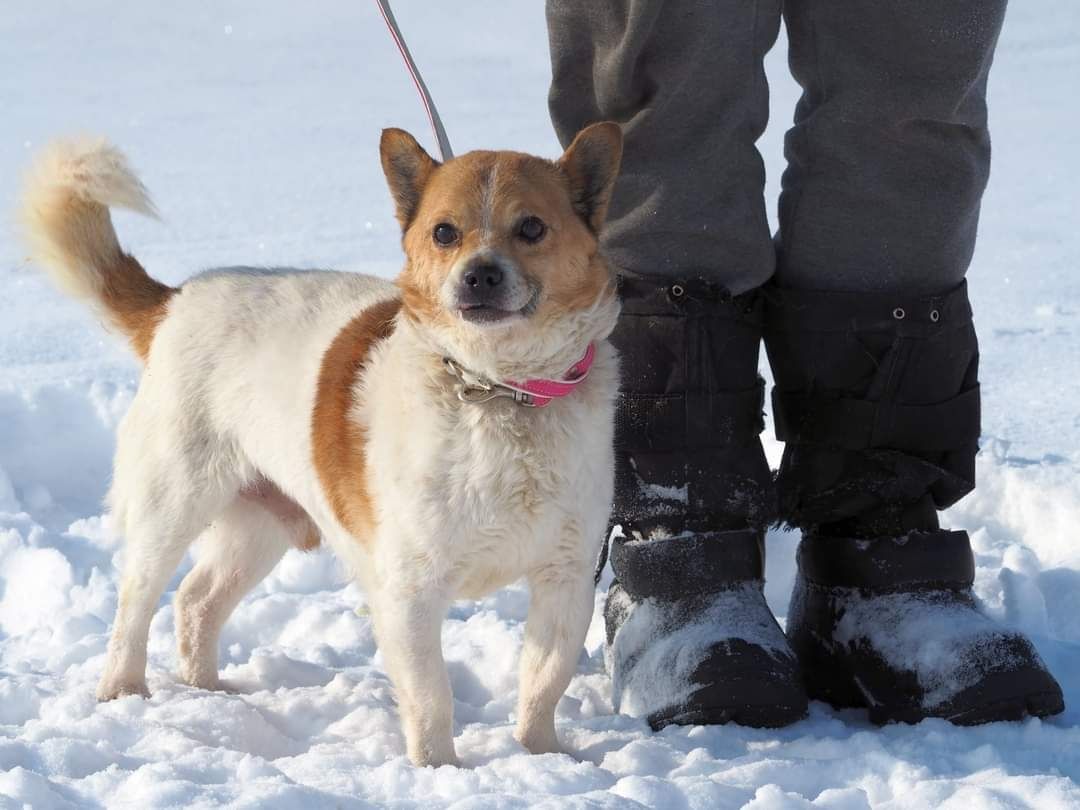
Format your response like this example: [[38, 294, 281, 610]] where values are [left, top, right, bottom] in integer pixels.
[[296, 523, 323, 552], [239, 476, 322, 552], [106, 252, 176, 361], [21, 138, 174, 362], [26, 186, 174, 362], [311, 297, 402, 543]]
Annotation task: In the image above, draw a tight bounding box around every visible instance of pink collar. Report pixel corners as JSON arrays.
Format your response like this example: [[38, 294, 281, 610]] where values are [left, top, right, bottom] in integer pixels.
[[443, 343, 596, 408]]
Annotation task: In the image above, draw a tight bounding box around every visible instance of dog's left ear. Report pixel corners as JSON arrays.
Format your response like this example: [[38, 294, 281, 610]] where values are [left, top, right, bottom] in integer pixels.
[[380, 128, 439, 230], [557, 122, 623, 233]]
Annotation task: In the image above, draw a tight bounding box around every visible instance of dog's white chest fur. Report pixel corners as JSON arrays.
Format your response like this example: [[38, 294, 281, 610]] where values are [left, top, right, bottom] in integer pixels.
[[356, 325, 617, 601]]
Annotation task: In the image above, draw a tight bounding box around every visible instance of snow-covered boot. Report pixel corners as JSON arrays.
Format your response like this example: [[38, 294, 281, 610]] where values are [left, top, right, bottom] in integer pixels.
[[606, 531, 807, 727], [604, 274, 808, 729], [788, 530, 1065, 723], [764, 281, 1064, 722]]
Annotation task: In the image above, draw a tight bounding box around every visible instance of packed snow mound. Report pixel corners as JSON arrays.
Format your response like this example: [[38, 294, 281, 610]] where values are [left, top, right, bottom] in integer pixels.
[[0, 384, 128, 526]]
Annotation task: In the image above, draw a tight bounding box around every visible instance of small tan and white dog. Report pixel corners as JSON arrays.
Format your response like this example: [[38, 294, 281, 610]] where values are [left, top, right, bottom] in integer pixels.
[[20, 123, 622, 767]]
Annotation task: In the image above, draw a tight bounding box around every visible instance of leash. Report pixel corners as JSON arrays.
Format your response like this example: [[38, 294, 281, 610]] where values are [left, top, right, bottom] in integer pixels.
[[375, 0, 455, 161]]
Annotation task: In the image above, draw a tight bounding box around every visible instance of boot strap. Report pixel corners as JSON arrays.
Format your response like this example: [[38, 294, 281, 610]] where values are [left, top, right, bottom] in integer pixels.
[[617, 273, 763, 318], [763, 280, 973, 334], [798, 529, 975, 590], [617, 381, 766, 452], [610, 529, 764, 600], [773, 385, 980, 453]]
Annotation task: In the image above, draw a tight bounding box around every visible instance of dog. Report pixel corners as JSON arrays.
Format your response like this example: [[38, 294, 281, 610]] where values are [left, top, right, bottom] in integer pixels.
[[20, 122, 623, 767]]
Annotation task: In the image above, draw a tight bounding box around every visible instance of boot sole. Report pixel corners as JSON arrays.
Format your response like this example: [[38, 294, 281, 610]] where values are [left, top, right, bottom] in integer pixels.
[[651, 702, 808, 731], [943, 689, 1065, 726], [802, 645, 1066, 726], [864, 689, 1065, 726], [644, 650, 810, 731]]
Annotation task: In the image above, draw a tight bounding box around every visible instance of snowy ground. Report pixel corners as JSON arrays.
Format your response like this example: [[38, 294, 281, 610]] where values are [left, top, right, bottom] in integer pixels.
[[2, 1, 1079, 807]]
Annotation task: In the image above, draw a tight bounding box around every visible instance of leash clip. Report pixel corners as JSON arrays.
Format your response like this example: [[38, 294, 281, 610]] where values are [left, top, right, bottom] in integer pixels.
[[442, 357, 538, 407], [458, 386, 534, 406]]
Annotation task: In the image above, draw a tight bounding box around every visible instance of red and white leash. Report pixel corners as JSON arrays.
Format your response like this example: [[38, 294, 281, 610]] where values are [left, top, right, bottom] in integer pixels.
[[375, 0, 454, 161]]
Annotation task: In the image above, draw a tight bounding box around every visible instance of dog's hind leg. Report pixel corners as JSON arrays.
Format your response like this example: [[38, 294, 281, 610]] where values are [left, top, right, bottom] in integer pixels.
[[98, 489, 236, 701], [175, 484, 314, 690], [97, 405, 247, 701]]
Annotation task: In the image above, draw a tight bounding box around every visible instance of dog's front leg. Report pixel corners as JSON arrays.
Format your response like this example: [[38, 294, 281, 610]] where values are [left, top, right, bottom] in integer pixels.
[[515, 564, 595, 755], [369, 586, 458, 767]]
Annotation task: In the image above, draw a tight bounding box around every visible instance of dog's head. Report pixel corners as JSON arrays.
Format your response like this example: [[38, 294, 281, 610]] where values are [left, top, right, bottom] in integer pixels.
[[380, 123, 622, 379]]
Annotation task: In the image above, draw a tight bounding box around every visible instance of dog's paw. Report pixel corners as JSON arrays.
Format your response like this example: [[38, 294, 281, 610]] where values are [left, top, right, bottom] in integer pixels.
[[96, 676, 150, 701], [178, 666, 224, 692], [183, 675, 225, 692], [407, 742, 461, 769], [516, 728, 564, 756]]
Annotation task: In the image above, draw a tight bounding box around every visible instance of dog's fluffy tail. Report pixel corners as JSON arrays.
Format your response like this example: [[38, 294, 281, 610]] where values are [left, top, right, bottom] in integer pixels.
[[20, 138, 175, 361]]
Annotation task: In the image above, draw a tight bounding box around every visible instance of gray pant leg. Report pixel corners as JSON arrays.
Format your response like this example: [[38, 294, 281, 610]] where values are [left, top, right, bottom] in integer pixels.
[[547, 0, 782, 294], [777, 1, 1008, 294]]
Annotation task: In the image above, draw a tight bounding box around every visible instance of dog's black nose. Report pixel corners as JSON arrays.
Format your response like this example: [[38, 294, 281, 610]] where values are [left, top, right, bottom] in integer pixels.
[[462, 264, 503, 289]]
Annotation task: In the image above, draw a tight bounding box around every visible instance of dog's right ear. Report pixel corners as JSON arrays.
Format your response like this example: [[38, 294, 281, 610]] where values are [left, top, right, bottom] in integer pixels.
[[380, 128, 439, 231]]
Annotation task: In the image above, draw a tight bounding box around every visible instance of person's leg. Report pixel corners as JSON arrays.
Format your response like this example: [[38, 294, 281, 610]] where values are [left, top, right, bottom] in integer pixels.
[[777, 1, 1004, 294], [548, 0, 807, 728], [548, 0, 777, 289], [766, 0, 1064, 721]]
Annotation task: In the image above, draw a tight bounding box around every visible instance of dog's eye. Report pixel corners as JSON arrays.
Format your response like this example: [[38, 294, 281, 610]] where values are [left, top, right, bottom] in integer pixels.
[[433, 223, 459, 246], [518, 216, 546, 244]]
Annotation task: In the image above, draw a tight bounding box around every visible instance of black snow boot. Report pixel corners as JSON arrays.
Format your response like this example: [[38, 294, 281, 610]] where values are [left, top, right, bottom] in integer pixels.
[[604, 273, 808, 729], [790, 530, 1065, 723], [764, 281, 1064, 723]]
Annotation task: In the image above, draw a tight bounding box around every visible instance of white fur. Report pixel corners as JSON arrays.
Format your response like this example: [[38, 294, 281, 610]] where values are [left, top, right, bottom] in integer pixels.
[[21, 137, 156, 301], [28, 143, 620, 768]]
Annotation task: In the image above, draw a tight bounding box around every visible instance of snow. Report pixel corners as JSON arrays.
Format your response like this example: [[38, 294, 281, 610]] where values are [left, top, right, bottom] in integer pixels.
[[1, 0, 1079, 807], [639, 483, 690, 506]]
